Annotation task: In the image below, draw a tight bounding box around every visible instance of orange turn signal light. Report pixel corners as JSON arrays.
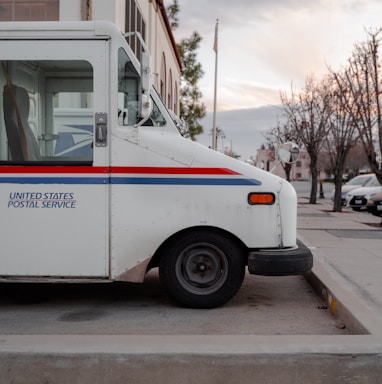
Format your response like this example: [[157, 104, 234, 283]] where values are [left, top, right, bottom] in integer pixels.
[[248, 192, 275, 205]]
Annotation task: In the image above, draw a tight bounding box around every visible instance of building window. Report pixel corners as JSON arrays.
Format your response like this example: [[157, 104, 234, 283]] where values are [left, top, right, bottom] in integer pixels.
[[160, 53, 166, 102], [174, 82, 178, 114], [125, 0, 146, 60], [0, 0, 59, 21], [168, 69, 172, 110]]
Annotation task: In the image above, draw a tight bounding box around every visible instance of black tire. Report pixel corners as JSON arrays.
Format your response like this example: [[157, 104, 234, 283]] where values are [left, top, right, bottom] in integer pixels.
[[159, 231, 245, 308]]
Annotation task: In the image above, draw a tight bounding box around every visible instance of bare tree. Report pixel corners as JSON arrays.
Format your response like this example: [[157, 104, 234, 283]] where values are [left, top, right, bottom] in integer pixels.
[[344, 142, 369, 176], [332, 28, 382, 185], [281, 75, 332, 203], [322, 75, 359, 211]]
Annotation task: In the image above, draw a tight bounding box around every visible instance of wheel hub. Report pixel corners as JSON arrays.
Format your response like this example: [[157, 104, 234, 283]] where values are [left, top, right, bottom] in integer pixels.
[[197, 263, 206, 272], [175, 243, 228, 294]]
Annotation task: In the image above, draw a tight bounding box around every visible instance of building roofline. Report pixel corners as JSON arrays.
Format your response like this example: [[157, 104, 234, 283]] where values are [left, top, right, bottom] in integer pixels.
[[156, 0, 182, 71]]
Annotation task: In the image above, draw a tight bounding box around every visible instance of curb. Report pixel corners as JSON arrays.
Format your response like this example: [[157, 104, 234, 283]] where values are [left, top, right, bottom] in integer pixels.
[[1, 334, 382, 384], [298, 234, 382, 336]]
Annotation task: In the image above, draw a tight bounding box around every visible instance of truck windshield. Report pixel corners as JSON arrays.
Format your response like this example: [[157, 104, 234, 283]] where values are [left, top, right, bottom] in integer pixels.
[[118, 48, 166, 127], [118, 48, 140, 126]]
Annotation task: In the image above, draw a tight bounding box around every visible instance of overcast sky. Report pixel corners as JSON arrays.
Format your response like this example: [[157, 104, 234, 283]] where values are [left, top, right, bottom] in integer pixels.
[[167, 0, 382, 159]]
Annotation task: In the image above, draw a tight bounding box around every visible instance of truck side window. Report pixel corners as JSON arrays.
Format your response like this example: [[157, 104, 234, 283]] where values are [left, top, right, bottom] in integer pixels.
[[0, 60, 93, 163]]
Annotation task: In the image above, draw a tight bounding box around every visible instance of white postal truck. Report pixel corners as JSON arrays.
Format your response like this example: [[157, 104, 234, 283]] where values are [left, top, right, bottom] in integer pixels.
[[0, 21, 312, 308]]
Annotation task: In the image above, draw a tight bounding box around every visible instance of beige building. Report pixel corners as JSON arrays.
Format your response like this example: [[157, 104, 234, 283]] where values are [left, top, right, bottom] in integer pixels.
[[0, 0, 181, 114], [255, 147, 312, 181]]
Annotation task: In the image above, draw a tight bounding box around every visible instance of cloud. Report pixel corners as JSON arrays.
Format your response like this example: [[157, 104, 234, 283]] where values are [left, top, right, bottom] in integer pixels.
[[202, 80, 281, 110], [176, 0, 311, 30], [172, 0, 382, 108], [196, 105, 284, 160], [167, 0, 382, 155]]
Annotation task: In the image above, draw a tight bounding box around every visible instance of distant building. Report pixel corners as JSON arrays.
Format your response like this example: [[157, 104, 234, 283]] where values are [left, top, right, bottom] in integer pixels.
[[255, 147, 312, 180], [0, 0, 181, 113]]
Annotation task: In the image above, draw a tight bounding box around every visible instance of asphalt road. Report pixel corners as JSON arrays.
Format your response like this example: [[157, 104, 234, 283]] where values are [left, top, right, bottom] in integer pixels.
[[0, 180, 347, 337], [291, 180, 333, 198], [0, 270, 348, 335]]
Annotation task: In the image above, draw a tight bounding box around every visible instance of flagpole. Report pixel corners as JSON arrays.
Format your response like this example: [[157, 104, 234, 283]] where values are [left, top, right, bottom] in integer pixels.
[[212, 19, 219, 150]]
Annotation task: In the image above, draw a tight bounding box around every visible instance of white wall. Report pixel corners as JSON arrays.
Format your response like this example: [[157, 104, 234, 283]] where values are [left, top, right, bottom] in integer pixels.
[[59, 0, 81, 20], [59, 0, 180, 113], [92, 0, 125, 31]]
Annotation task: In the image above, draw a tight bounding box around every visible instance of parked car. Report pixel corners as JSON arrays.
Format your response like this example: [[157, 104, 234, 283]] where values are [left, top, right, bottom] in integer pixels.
[[330, 173, 375, 206], [346, 175, 382, 211], [366, 192, 382, 217]]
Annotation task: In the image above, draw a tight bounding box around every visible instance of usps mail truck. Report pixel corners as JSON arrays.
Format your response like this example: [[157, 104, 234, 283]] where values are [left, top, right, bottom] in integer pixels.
[[0, 21, 312, 308]]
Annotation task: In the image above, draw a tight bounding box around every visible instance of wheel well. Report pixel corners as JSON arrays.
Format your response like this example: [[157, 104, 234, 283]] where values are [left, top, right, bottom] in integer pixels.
[[147, 226, 247, 270]]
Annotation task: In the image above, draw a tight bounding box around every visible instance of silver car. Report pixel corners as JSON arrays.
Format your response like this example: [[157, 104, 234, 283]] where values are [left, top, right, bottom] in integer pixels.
[[330, 174, 375, 206], [346, 175, 382, 211]]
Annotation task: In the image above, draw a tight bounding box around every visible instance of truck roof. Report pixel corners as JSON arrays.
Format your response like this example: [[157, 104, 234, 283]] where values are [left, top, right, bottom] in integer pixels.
[[0, 20, 122, 40]]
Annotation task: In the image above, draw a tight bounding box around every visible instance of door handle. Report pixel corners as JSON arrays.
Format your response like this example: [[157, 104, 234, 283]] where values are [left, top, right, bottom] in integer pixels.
[[95, 112, 107, 147]]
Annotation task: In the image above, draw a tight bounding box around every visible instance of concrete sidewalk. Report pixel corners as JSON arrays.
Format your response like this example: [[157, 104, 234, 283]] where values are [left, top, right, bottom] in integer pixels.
[[297, 197, 382, 335]]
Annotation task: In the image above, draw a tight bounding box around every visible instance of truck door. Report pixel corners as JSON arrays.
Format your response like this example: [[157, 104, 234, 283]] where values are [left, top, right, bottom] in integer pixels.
[[0, 39, 109, 277]]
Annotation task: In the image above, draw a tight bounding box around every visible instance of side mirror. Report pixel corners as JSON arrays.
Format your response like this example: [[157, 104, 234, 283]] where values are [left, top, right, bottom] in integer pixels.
[[269, 142, 300, 173], [256, 160, 264, 169], [277, 142, 300, 164], [140, 93, 152, 120]]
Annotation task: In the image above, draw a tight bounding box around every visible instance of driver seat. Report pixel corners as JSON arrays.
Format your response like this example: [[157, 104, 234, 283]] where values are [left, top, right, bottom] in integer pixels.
[[3, 84, 41, 161]]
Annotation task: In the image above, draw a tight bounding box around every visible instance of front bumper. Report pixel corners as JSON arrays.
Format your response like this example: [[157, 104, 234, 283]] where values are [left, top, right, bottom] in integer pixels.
[[367, 202, 382, 217], [248, 240, 313, 276], [348, 196, 367, 209]]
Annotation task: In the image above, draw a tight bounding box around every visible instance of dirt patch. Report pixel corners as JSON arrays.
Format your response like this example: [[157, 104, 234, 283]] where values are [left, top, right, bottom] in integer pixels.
[[320, 209, 352, 213], [363, 222, 382, 228]]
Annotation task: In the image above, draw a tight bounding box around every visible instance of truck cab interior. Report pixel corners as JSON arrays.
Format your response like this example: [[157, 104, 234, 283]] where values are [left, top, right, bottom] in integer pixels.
[[1, 60, 94, 164]]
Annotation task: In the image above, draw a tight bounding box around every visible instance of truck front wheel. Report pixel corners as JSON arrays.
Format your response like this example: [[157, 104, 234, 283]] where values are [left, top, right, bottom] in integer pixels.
[[159, 231, 245, 308]]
